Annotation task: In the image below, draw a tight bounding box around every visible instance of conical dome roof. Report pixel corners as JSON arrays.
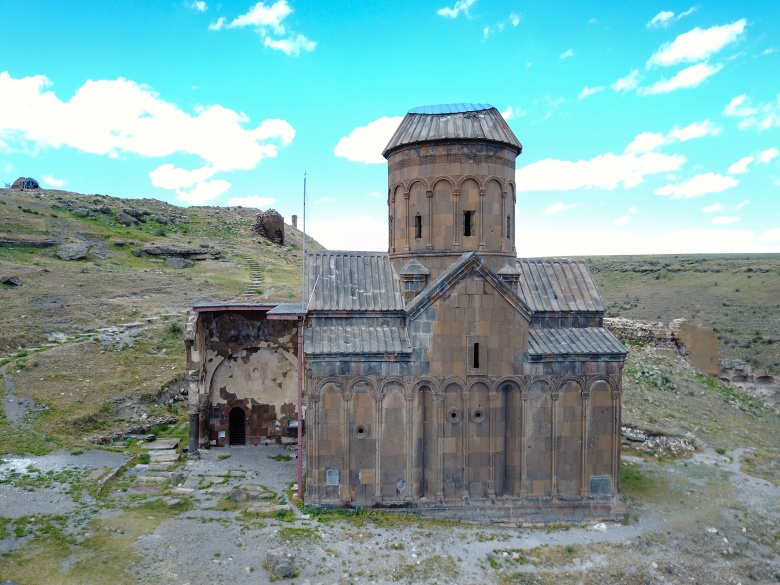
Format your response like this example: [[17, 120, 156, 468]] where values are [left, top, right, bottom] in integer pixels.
[[382, 103, 522, 158]]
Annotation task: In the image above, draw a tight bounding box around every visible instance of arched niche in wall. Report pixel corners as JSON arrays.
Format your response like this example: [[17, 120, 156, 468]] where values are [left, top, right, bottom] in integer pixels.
[[459, 178, 480, 242], [484, 179, 503, 249], [318, 381, 344, 499], [380, 381, 408, 500], [467, 380, 491, 498], [432, 178, 453, 249], [408, 181, 427, 250], [556, 379, 584, 497], [414, 383, 437, 499], [501, 380, 523, 497], [586, 379, 614, 488], [524, 379, 552, 497], [349, 380, 376, 502], [442, 382, 464, 499], [393, 185, 405, 250]]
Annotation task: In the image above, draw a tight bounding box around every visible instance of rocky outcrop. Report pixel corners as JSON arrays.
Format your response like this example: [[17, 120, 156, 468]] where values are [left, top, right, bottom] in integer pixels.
[[142, 245, 220, 260], [57, 243, 92, 260]]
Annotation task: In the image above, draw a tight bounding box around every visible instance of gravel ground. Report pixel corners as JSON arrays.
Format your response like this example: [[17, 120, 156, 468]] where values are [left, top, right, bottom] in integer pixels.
[[2, 442, 778, 585]]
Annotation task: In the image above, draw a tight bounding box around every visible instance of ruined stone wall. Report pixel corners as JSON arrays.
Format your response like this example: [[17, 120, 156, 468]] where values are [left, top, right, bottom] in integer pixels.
[[252, 209, 285, 245], [605, 317, 719, 376], [189, 310, 298, 447]]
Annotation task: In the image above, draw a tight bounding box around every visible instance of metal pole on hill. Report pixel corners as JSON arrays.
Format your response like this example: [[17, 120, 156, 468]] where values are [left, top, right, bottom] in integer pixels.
[[297, 172, 306, 501]]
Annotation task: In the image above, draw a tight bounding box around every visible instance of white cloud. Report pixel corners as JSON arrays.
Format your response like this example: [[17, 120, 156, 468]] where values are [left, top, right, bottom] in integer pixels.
[[724, 94, 758, 117], [668, 120, 722, 141], [501, 106, 525, 120], [759, 228, 780, 242], [150, 164, 216, 189], [516, 151, 685, 192], [728, 156, 753, 174], [712, 216, 740, 225], [759, 147, 778, 163], [0, 73, 295, 174], [542, 202, 582, 215], [334, 116, 403, 164], [647, 11, 674, 29], [228, 0, 291, 33], [483, 12, 520, 38], [42, 175, 65, 187], [624, 132, 665, 154], [578, 86, 604, 99], [735, 199, 750, 210], [366, 191, 382, 199], [307, 214, 387, 251], [647, 19, 746, 67], [655, 172, 738, 198], [437, 0, 476, 19], [210, 0, 315, 56], [628, 207, 638, 214], [702, 203, 723, 213], [264, 34, 316, 56], [175, 179, 231, 204], [226, 195, 276, 208], [187, 1, 207, 12], [724, 94, 780, 131], [639, 62, 723, 95], [0, 72, 296, 203], [560, 49, 574, 60], [612, 70, 640, 92], [647, 7, 697, 29], [626, 121, 721, 154], [613, 215, 631, 226]]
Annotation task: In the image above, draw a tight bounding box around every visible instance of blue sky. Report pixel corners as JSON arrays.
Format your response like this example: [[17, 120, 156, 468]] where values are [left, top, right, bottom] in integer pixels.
[[1, 0, 778, 256]]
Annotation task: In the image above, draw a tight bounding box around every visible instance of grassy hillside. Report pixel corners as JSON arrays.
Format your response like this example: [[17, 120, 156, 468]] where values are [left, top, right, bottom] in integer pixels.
[[586, 254, 780, 373], [0, 187, 319, 453]]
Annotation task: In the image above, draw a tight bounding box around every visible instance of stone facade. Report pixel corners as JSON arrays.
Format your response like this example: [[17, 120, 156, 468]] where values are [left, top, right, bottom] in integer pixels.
[[302, 104, 628, 521]]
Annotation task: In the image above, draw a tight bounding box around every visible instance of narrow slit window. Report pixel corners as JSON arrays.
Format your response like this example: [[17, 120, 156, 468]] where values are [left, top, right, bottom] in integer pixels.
[[473, 342, 480, 368], [506, 215, 511, 238], [463, 211, 474, 237], [414, 214, 422, 239]]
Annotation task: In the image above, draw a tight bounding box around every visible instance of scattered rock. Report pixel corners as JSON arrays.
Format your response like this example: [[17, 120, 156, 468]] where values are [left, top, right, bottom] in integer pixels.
[[113, 241, 126, 247], [131, 249, 142, 257], [265, 548, 295, 579], [57, 243, 91, 260], [592, 523, 607, 532], [116, 212, 139, 226], [166, 257, 194, 269], [231, 489, 248, 503], [1, 275, 22, 286]]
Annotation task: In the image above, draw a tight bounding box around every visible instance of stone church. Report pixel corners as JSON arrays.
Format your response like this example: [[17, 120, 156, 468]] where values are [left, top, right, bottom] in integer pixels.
[[186, 103, 627, 522]]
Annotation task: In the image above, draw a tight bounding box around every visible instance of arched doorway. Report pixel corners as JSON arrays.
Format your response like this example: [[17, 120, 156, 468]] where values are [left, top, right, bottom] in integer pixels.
[[229, 407, 246, 446]]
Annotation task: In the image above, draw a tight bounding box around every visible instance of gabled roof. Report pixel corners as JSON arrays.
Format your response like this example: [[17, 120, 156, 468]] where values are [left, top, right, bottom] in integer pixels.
[[305, 323, 411, 356], [528, 328, 627, 358], [406, 252, 531, 320], [383, 104, 522, 157], [307, 251, 404, 312], [516, 259, 605, 313]]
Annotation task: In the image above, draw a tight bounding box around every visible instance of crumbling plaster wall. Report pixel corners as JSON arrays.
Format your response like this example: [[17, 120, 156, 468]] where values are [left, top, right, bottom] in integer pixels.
[[187, 310, 298, 447]]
